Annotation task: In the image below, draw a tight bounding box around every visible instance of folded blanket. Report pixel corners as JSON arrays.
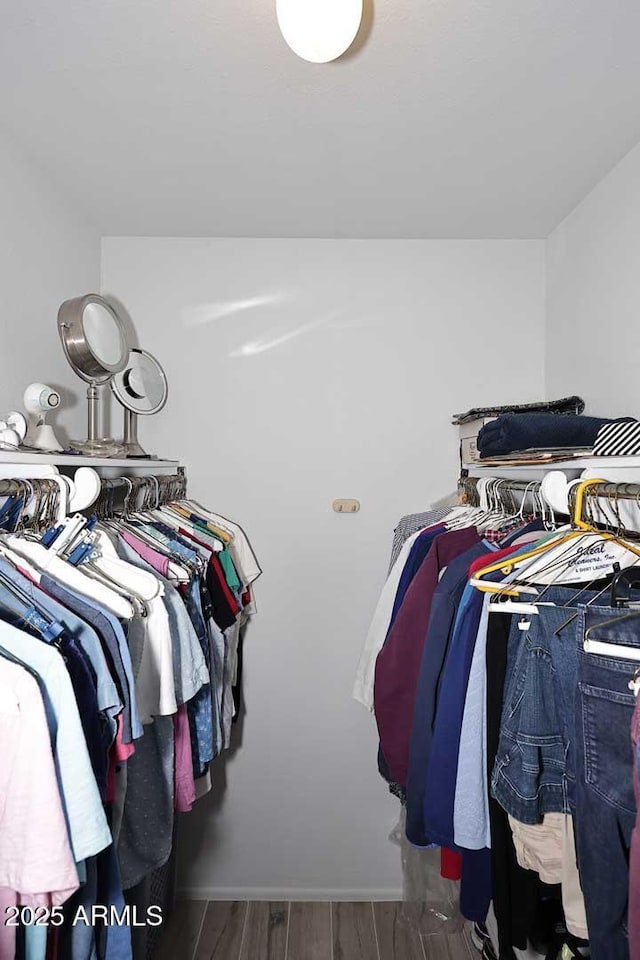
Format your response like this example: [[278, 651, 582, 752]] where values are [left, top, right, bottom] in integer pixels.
[[478, 414, 632, 459], [452, 396, 584, 425]]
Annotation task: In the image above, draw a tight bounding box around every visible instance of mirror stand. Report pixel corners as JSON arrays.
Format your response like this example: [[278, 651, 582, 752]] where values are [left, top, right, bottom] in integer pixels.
[[123, 409, 149, 458], [111, 348, 167, 459], [72, 381, 127, 457], [88, 382, 99, 443]]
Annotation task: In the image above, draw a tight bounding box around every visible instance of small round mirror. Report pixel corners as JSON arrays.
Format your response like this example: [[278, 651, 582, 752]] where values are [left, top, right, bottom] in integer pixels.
[[111, 348, 168, 457], [58, 294, 129, 384], [112, 349, 168, 415]]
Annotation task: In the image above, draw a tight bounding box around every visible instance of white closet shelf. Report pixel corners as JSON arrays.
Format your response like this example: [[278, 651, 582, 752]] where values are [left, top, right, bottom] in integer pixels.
[[0, 450, 181, 470], [463, 456, 640, 481]]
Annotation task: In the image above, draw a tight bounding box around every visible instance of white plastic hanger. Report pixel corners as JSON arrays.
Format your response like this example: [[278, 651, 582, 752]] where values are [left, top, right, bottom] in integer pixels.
[[87, 529, 162, 600], [583, 637, 640, 662], [4, 535, 135, 619], [0, 539, 43, 582], [68, 467, 101, 513], [583, 607, 640, 664], [469, 579, 539, 595], [540, 471, 572, 517], [48, 514, 89, 555], [0, 464, 100, 525], [0, 464, 68, 524], [488, 598, 556, 615], [505, 530, 640, 586]]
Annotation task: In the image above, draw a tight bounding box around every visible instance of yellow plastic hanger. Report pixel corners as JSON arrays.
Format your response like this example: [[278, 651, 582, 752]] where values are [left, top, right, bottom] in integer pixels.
[[571, 477, 608, 530]]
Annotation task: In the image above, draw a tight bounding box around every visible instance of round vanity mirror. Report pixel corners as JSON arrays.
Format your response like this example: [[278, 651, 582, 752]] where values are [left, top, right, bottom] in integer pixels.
[[82, 302, 128, 371], [58, 294, 131, 454], [58, 295, 129, 384], [112, 349, 168, 416], [111, 349, 168, 457]]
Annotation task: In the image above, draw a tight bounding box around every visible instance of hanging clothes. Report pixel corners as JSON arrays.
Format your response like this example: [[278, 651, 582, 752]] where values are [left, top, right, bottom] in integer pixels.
[[374, 526, 480, 788], [356, 478, 640, 960], [0, 473, 260, 960]]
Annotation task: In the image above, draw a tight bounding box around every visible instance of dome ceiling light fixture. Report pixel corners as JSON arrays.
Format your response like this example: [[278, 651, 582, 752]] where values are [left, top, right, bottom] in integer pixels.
[[276, 0, 364, 63]]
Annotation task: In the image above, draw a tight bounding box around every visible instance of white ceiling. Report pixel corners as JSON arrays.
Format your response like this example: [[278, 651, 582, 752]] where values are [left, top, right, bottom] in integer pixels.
[[3, 0, 640, 238]]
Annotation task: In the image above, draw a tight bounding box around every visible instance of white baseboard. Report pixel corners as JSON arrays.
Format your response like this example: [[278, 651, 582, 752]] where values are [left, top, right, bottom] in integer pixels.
[[177, 886, 403, 902]]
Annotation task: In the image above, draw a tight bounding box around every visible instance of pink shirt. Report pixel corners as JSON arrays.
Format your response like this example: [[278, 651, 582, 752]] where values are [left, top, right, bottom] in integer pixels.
[[121, 531, 169, 578], [174, 705, 196, 813], [0, 658, 79, 956], [119, 532, 197, 812]]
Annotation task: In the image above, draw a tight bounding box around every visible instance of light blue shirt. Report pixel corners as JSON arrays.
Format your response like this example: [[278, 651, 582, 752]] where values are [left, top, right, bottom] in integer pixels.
[[42, 577, 144, 742], [453, 554, 528, 850], [115, 537, 209, 705], [453, 592, 492, 849], [0, 557, 122, 733], [0, 619, 112, 863]]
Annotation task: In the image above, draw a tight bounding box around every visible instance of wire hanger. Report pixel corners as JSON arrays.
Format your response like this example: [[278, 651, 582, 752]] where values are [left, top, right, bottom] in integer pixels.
[[473, 478, 640, 591]]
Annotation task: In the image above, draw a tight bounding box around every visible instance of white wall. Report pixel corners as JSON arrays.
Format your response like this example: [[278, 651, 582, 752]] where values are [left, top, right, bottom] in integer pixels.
[[546, 140, 640, 418], [0, 133, 100, 440], [101, 237, 545, 899]]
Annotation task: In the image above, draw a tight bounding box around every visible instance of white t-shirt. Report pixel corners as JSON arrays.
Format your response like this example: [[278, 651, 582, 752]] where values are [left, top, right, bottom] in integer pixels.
[[352, 529, 424, 710], [126, 591, 177, 724]]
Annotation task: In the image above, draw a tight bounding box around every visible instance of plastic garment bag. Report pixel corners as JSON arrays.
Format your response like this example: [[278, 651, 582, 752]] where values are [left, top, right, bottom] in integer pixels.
[[389, 810, 463, 935]]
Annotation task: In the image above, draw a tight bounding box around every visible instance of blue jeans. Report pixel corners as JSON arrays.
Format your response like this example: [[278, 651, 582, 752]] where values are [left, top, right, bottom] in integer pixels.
[[574, 607, 639, 960], [490, 586, 639, 823], [491, 590, 590, 823]]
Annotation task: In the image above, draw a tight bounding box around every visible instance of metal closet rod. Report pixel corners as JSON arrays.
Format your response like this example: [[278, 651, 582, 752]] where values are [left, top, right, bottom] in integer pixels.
[[581, 482, 640, 501], [460, 477, 543, 493], [0, 472, 186, 496], [459, 476, 543, 507], [460, 477, 640, 500], [460, 476, 640, 522], [0, 471, 187, 512], [98, 472, 185, 488], [0, 478, 59, 496], [96, 472, 187, 513]]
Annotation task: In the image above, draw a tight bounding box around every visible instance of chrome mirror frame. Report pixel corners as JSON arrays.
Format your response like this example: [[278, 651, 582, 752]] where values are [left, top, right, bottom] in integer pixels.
[[58, 294, 130, 452]]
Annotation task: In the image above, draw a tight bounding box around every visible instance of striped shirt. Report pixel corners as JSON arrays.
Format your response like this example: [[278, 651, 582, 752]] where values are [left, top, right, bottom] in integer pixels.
[[389, 508, 451, 572]]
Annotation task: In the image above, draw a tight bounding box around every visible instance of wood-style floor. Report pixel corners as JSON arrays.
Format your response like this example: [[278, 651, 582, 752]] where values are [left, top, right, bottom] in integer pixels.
[[157, 901, 477, 960]]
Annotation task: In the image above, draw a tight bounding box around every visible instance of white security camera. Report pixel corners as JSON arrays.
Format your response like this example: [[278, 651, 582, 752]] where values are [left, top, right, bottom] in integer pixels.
[[23, 382, 63, 452]]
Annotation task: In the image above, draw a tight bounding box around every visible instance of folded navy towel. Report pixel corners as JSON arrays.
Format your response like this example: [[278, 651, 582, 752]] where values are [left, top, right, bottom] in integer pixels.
[[477, 414, 632, 459]]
